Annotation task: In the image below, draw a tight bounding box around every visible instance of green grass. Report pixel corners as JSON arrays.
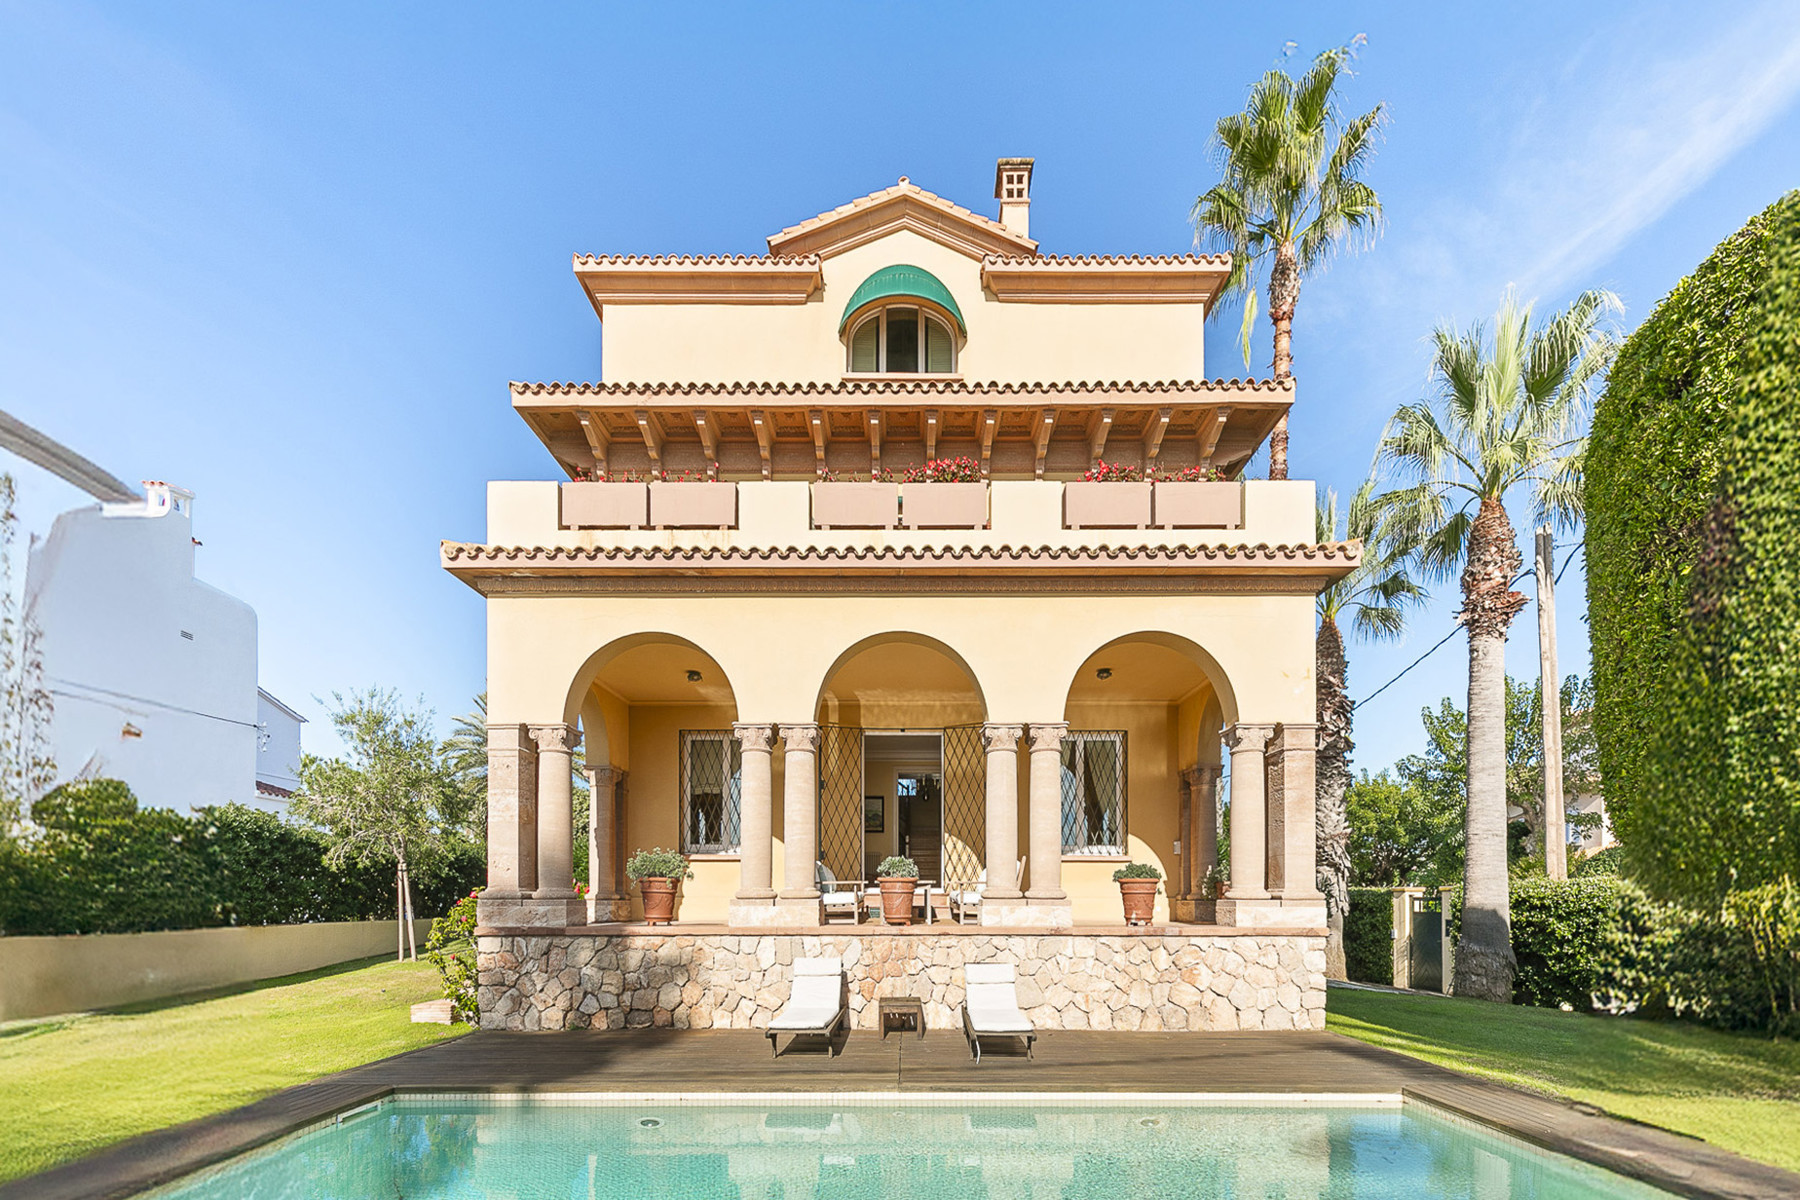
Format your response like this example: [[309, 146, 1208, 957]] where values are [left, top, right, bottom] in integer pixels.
[[1327, 986, 1800, 1172], [0, 956, 467, 1185]]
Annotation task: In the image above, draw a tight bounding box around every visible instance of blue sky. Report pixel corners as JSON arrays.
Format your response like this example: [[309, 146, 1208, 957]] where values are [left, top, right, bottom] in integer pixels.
[[3, 1, 1798, 772]]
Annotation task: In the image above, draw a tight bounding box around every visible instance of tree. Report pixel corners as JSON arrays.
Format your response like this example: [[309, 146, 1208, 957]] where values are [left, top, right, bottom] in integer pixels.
[[1315, 481, 1424, 976], [1376, 287, 1618, 1001], [0, 473, 54, 837], [1345, 769, 1459, 887], [291, 688, 458, 960], [1191, 39, 1385, 477]]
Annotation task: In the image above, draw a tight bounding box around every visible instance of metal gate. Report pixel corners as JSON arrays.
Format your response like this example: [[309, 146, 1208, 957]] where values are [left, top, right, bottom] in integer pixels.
[[941, 725, 987, 888], [1409, 892, 1445, 992], [816, 725, 864, 885]]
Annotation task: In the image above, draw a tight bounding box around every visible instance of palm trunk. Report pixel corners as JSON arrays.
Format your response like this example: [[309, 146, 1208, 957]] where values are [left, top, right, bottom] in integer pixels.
[[1315, 615, 1353, 980], [1266, 243, 1300, 480], [1453, 497, 1526, 1002]]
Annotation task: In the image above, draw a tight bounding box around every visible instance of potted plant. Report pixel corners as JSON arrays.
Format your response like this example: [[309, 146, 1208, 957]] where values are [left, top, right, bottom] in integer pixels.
[[812, 469, 899, 528], [900, 456, 987, 528], [1064, 461, 1151, 528], [1153, 465, 1240, 529], [561, 470, 649, 529], [875, 855, 920, 925], [649, 470, 738, 528], [625, 847, 692, 925], [1112, 862, 1163, 926]]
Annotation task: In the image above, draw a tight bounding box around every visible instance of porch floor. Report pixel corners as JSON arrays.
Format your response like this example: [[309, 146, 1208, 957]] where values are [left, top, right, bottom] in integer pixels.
[[11, 1029, 1797, 1200]]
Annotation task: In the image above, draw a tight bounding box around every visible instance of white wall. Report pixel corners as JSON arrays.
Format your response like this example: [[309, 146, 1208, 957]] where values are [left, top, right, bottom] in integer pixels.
[[26, 484, 260, 813], [254, 687, 305, 810]]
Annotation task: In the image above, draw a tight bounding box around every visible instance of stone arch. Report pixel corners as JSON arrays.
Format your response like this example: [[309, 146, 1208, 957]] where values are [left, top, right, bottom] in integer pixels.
[[1058, 630, 1239, 728], [560, 631, 740, 736], [811, 630, 989, 725]]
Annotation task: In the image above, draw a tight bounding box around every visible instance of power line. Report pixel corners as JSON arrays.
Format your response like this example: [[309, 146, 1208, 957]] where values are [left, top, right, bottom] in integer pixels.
[[48, 678, 265, 731], [1351, 544, 1581, 710]]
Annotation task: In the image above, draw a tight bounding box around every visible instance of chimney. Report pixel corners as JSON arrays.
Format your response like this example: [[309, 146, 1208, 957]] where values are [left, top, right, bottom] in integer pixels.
[[994, 157, 1034, 239]]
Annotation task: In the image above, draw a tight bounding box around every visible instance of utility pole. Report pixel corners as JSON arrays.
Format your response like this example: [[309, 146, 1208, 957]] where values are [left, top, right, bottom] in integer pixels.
[[1536, 527, 1567, 880]]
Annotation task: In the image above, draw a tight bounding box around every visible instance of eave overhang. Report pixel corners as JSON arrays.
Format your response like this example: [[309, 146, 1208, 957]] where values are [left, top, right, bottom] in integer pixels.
[[572, 254, 823, 321], [441, 540, 1361, 597], [981, 254, 1232, 308], [768, 179, 1038, 260]]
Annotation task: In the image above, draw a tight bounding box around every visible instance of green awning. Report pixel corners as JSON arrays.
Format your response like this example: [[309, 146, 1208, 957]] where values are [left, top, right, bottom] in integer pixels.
[[838, 264, 966, 334]]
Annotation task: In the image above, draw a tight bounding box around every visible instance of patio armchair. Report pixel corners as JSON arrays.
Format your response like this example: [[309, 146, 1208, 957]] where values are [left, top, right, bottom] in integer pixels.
[[946, 857, 1025, 925], [766, 956, 848, 1058], [815, 861, 867, 924], [961, 962, 1036, 1062]]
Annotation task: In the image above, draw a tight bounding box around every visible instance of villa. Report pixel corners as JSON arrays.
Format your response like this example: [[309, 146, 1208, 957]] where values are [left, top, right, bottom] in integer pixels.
[[444, 158, 1356, 1034]]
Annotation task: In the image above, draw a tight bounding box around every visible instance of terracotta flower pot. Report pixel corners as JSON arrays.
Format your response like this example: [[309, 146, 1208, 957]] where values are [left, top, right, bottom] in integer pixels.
[[1119, 879, 1159, 926], [878, 877, 918, 925], [638, 877, 678, 925]]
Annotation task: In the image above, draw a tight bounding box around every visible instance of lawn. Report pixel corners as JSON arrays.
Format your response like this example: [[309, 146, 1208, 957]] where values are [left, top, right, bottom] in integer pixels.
[[1327, 985, 1800, 1173], [0, 955, 467, 1185]]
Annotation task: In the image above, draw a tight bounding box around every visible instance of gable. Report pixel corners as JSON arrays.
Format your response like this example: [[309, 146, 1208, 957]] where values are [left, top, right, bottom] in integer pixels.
[[767, 178, 1037, 261]]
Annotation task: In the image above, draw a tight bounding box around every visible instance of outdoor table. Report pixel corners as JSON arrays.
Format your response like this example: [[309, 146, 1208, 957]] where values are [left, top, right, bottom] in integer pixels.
[[878, 995, 925, 1039]]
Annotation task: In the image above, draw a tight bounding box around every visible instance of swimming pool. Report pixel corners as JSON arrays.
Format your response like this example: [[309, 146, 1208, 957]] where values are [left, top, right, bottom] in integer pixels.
[[145, 1093, 1676, 1199]]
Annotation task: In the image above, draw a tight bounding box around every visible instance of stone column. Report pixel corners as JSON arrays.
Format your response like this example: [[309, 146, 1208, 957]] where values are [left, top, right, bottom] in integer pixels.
[[981, 724, 1024, 897], [730, 722, 778, 925], [588, 763, 621, 923], [774, 722, 823, 925], [1268, 722, 1324, 912], [476, 723, 537, 927], [1024, 723, 1071, 926], [1223, 724, 1273, 901], [1190, 764, 1221, 898], [519, 723, 587, 926]]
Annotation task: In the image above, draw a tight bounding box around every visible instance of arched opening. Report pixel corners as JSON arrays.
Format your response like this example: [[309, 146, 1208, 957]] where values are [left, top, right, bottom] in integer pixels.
[[1061, 633, 1235, 924], [564, 634, 740, 921], [812, 633, 988, 895]]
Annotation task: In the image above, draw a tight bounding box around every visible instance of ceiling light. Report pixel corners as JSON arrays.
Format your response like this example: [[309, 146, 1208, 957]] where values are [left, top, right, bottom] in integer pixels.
[[1096, 667, 1113, 680], [686, 669, 703, 682]]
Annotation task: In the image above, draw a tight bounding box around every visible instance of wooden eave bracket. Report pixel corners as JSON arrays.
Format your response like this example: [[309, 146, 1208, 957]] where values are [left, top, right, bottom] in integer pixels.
[[979, 409, 998, 478], [1088, 408, 1115, 468], [809, 409, 827, 476], [634, 409, 664, 473], [577, 411, 611, 475], [1143, 408, 1173, 470], [750, 410, 773, 480], [1033, 409, 1056, 479], [1199, 407, 1232, 470]]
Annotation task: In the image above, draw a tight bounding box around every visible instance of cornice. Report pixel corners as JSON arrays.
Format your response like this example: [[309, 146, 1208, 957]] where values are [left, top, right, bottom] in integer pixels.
[[573, 254, 823, 310], [767, 178, 1038, 260], [510, 377, 1295, 410], [981, 254, 1233, 304]]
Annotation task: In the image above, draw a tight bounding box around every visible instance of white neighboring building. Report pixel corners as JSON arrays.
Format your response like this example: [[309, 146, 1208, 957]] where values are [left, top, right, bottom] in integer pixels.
[[24, 480, 303, 814]]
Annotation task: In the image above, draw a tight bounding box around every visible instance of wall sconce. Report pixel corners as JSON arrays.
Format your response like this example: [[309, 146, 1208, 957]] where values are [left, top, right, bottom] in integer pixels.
[[1095, 667, 1113, 680], [686, 669, 703, 682]]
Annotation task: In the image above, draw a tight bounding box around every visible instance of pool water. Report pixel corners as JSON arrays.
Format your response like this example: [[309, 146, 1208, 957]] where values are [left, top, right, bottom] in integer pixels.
[[147, 1096, 1675, 1199]]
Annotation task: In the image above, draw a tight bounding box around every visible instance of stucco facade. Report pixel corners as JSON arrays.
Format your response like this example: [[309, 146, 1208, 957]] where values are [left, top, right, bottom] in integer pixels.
[[447, 160, 1354, 1031]]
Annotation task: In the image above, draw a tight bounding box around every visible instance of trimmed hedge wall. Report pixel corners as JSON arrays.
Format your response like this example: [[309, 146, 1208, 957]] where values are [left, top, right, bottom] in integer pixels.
[[1587, 192, 1800, 903], [1345, 887, 1393, 984]]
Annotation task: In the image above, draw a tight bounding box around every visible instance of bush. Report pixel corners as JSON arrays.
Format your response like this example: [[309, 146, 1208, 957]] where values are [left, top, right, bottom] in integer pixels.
[[1573, 846, 1624, 877], [425, 889, 481, 1022], [1508, 876, 1627, 1008], [1587, 191, 1800, 905], [624, 847, 690, 882], [875, 855, 918, 879], [206, 803, 386, 924], [1112, 862, 1163, 881], [1344, 886, 1393, 985], [902, 456, 980, 483]]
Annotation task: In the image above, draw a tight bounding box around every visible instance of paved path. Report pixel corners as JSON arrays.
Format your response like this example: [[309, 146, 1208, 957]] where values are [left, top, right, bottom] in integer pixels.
[[6, 1029, 1794, 1200]]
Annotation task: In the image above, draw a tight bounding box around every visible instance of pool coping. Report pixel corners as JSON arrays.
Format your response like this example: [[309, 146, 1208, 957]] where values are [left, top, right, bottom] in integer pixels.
[[3, 1030, 1794, 1200]]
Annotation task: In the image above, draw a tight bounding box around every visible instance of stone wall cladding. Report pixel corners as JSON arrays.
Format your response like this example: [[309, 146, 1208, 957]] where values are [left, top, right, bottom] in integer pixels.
[[476, 933, 1327, 1034]]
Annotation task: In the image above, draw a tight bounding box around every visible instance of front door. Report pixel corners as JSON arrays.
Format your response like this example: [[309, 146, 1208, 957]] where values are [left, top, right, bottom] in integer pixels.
[[897, 772, 943, 882]]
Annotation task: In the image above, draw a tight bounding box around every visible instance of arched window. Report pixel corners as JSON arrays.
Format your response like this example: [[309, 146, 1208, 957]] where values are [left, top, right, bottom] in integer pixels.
[[847, 305, 957, 374]]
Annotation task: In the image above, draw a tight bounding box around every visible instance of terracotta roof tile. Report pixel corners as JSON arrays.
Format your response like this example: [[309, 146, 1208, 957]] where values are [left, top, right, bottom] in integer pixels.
[[982, 253, 1232, 268], [442, 541, 1359, 566], [509, 378, 1294, 400], [571, 254, 821, 268], [767, 177, 1035, 252]]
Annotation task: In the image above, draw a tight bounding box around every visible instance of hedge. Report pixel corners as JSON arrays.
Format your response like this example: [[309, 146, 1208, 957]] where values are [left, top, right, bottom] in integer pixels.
[[1344, 887, 1393, 984], [0, 784, 483, 936], [1586, 191, 1800, 904]]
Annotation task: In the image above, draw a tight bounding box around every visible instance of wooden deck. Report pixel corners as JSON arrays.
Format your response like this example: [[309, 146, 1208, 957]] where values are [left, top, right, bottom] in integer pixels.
[[6, 1030, 1795, 1200]]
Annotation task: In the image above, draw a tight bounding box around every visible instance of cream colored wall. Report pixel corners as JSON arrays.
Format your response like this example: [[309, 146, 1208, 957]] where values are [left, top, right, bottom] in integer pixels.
[[0, 921, 430, 1022], [597, 230, 1208, 384], [487, 480, 1315, 552], [1060, 699, 1184, 923], [614, 701, 737, 923]]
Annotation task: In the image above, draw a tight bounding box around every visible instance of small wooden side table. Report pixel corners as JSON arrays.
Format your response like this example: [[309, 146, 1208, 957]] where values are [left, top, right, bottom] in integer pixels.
[[878, 995, 925, 1040]]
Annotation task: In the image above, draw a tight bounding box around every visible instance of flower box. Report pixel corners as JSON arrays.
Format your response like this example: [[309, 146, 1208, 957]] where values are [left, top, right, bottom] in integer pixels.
[[812, 482, 899, 528], [1063, 481, 1151, 528], [649, 481, 737, 528], [901, 482, 988, 528], [561, 481, 647, 528], [1154, 481, 1242, 529]]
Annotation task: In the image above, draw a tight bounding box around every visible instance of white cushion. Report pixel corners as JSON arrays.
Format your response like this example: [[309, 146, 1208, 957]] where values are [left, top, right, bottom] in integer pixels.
[[964, 963, 1033, 1035], [821, 892, 859, 908], [770, 958, 843, 1031]]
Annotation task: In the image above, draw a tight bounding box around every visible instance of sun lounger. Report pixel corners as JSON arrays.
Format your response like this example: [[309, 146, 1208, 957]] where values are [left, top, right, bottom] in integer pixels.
[[961, 962, 1036, 1062], [766, 956, 847, 1058]]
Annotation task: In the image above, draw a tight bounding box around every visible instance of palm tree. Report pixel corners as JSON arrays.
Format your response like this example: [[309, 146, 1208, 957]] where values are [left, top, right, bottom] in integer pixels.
[[441, 692, 489, 843], [1376, 288, 1618, 1001], [1191, 42, 1385, 478], [1316, 481, 1424, 978]]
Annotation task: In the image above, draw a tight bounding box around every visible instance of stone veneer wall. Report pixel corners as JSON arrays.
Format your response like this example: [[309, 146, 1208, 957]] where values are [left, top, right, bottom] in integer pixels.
[[476, 932, 1326, 1034]]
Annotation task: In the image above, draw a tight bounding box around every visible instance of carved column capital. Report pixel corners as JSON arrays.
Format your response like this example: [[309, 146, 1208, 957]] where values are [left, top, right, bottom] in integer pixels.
[[528, 723, 581, 754], [1179, 765, 1204, 791], [980, 722, 1025, 754], [779, 723, 821, 754], [1222, 722, 1274, 755], [590, 763, 621, 790], [1026, 722, 1068, 754], [732, 723, 778, 754]]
